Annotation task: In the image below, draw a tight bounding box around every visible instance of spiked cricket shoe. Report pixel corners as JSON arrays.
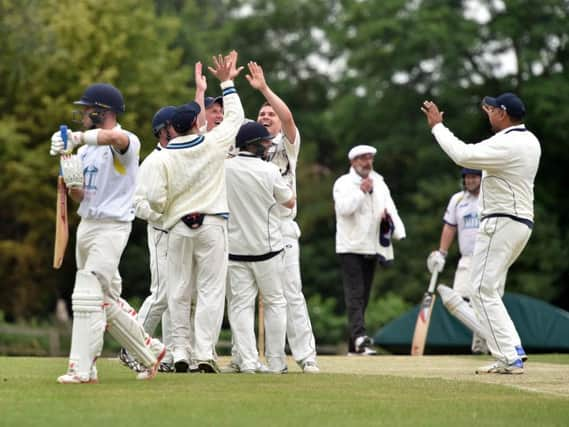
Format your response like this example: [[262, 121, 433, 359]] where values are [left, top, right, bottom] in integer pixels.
[[476, 359, 524, 375]]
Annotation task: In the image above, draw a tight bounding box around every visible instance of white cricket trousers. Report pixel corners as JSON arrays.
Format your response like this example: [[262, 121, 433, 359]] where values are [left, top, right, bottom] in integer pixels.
[[137, 225, 172, 356], [168, 217, 227, 362], [227, 254, 288, 372], [470, 217, 531, 364], [281, 220, 317, 363], [454, 256, 506, 298], [72, 219, 159, 372]]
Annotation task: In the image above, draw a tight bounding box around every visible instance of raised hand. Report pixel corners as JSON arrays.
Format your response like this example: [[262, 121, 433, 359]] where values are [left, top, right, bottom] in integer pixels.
[[208, 50, 244, 82], [195, 61, 207, 93], [421, 100, 444, 128], [245, 61, 268, 92]]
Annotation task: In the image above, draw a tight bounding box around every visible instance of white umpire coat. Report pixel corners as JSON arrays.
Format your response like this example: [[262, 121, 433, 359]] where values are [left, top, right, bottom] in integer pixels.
[[333, 168, 405, 260]]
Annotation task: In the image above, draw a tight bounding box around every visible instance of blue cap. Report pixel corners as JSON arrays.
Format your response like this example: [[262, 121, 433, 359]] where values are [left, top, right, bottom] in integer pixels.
[[204, 96, 223, 109], [236, 122, 274, 149], [151, 106, 176, 137], [171, 102, 201, 133], [482, 92, 526, 119], [461, 168, 482, 176]]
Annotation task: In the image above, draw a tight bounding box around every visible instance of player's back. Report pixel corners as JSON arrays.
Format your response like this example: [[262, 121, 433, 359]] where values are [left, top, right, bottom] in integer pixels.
[[225, 155, 289, 257]]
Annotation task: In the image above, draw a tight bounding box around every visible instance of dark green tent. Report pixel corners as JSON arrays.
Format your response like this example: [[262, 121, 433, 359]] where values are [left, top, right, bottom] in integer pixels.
[[373, 292, 569, 354]]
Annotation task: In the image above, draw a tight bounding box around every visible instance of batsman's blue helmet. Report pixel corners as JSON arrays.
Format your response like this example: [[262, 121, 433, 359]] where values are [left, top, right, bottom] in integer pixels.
[[152, 106, 177, 137], [461, 168, 482, 176], [74, 83, 125, 113]]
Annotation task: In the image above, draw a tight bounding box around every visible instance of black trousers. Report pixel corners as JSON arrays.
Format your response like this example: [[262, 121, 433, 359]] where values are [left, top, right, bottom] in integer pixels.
[[338, 253, 378, 352]]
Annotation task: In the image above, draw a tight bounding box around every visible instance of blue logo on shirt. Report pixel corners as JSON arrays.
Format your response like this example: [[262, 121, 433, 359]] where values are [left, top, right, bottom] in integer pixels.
[[84, 165, 98, 190], [463, 212, 479, 229]]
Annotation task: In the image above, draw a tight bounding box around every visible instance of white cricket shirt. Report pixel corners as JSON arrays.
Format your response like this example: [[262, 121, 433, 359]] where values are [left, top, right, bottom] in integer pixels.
[[443, 190, 479, 256], [77, 124, 140, 222], [225, 153, 293, 257], [270, 128, 300, 221], [432, 123, 541, 222]]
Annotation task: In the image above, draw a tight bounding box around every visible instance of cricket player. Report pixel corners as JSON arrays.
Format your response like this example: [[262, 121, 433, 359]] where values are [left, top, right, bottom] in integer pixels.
[[427, 168, 490, 354], [333, 145, 406, 355], [245, 61, 319, 373], [50, 83, 165, 383], [225, 122, 295, 374], [204, 95, 224, 131], [128, 105, 178, 373], [145, 51, 244, 374], [422, 92, 541, 374]]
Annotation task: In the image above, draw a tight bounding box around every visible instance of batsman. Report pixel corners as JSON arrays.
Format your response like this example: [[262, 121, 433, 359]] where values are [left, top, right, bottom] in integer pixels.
[[50, 83, 165, 383]]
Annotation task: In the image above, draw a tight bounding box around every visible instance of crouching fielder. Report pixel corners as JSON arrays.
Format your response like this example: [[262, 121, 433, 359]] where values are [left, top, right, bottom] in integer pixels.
[[225, 122, 295, 373], [50, 83, 165, 384], [421, 93, 540, 374]]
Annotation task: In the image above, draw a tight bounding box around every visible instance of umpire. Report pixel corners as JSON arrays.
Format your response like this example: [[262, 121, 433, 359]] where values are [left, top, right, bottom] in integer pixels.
[[333, 145, 406, 355]]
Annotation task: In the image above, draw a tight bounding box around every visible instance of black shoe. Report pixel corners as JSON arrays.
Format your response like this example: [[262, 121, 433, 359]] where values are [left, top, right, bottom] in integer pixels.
[[174, 360, 189, 373], [197, 360, 220, 373]]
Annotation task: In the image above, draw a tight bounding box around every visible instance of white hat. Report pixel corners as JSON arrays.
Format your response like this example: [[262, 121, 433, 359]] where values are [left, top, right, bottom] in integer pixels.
[[348, 145, 377, 161]]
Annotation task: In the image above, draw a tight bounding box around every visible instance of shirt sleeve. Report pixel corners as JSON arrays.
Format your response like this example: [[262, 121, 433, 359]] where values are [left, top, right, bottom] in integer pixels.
[[432, 123, 515, 170], [206, 80, 245, 150], [111, 131, 140, 166], [145, 157, 168, 217], [272, 166, 293, 204], [333, 176, 366, 216], [133, 154, 163, 224], [443, 193, 460, 226], [283, 127, 300, 172]]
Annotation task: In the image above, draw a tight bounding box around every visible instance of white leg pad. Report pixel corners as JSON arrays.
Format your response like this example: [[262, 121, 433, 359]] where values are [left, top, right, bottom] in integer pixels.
[[437, 284, 486, 338], [105, 299, 158, 368], [68, 270, 105, 381]]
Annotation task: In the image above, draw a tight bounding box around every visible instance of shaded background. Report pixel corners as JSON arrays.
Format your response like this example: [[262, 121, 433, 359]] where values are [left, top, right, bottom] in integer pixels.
[[1, 0, 567, 347]]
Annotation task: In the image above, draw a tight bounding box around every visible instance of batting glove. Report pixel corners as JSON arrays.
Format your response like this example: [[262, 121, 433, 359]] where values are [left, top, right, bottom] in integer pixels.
[[50, 130, 85, 156], [60, 154, 84, 188], [427, 250, 446, 273]]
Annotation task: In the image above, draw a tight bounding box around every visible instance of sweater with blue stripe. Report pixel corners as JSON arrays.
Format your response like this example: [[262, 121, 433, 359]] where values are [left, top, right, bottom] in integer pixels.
[[146, 81, 244, 229]]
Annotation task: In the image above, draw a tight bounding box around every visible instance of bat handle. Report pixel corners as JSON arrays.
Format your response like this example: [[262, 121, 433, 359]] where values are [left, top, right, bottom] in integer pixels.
[[60, 124, 68, 150], [427, 270, 438, 294]]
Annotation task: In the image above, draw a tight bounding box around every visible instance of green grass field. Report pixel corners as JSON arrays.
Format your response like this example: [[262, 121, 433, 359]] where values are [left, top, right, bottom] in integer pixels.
[[1, 355, 568, 427]]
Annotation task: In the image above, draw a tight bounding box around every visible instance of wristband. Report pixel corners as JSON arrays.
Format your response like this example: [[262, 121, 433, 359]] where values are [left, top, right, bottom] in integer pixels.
[[83, 129, 100, 146]]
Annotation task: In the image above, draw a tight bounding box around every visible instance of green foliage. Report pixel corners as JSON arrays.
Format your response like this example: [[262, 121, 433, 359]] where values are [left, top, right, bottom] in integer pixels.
[[1, 0, 568, 345], [307, 294, 346, 344]]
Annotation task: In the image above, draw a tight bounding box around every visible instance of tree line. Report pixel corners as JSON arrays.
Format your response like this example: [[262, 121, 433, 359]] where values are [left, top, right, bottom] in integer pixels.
[[1, 0, 567, 338]]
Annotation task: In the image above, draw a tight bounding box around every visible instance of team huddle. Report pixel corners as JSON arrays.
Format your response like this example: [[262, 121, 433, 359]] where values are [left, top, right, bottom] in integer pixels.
[[50, 51, 318, 383], [50, 49, 541, 383]]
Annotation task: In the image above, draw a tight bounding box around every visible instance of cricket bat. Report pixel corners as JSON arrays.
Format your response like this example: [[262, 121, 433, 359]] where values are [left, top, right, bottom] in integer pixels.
[[411, 270, 439, 356], [53, 125, 69, 269]]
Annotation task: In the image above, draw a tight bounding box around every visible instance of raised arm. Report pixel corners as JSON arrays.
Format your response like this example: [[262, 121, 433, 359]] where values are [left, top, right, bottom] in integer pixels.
[[194, 61, 207, 130], [246, 61, 297, 142]]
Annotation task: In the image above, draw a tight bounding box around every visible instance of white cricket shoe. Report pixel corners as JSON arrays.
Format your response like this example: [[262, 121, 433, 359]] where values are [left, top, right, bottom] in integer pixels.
[[301, 360, 320, 374], [475, 359, 524, 375], [57, 365, 98, 384], [136, 340, 167, 380]]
